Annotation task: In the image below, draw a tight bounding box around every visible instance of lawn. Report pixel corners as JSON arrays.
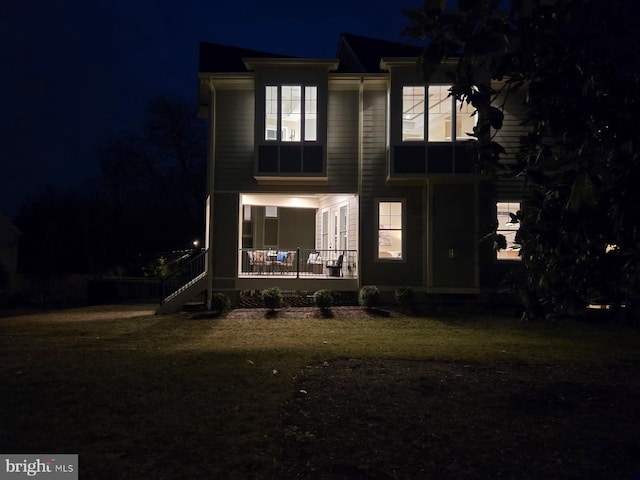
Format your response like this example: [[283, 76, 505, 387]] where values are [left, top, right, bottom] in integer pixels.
[[1, 305, 639, 479]]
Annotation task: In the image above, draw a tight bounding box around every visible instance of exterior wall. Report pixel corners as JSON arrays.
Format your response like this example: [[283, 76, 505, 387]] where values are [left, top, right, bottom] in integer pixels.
[[327, 88, 359, 192], [201, 59, 528, 298], [211, 192, 239, 291], [359, 87, 426, 288], [214, 89, 255, 191]]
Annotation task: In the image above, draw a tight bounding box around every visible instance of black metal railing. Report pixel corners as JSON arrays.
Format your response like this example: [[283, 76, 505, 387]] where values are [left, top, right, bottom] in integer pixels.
[[160, 249, 208, 303], [239, 248, 357, 278]]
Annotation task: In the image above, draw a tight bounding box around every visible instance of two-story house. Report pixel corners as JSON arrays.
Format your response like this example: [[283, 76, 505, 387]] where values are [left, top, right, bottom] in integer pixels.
[[157, 33, 525, 313]]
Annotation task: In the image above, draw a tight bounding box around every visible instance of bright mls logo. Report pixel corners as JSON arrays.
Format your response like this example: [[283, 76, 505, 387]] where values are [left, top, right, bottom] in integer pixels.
[[1, 455, 77, 480]]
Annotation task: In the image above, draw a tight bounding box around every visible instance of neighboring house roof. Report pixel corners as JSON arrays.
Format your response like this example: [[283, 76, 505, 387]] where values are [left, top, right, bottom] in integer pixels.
[[199, 41, 294, 73], [336, 33, 423, 73]]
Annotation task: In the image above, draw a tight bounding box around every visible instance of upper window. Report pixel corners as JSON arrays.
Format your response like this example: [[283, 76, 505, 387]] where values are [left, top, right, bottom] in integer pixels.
[[378, 201, 403, 260], [402, 85, 476, 142], [265, 85, 317, 142], [496, 202, 521, 260]]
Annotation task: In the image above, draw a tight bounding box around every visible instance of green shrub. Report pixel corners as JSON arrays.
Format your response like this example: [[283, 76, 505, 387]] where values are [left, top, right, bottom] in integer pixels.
[[210, 292, 231, 313], [359, 285, 380, 309], [395, 287, 414, 310], [314, 289, 333, 311], [262, 287, 282, 311]]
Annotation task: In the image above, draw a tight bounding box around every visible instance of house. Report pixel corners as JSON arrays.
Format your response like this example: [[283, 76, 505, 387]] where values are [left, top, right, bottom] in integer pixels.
[[0, 213, 21, 297], [157, 33, 526, 313]]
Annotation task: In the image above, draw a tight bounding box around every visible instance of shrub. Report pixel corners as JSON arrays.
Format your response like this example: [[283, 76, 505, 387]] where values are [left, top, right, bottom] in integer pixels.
[[395, 287, 414, 310], [210, 292, 231, 313], [359, 285, 380, 309], [262, 287, 282, 312], [314, 289, 333, 311]]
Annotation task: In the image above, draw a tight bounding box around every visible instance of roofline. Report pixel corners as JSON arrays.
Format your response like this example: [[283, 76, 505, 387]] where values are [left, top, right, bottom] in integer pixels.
[[243, 58, 339, 71], [380, 57, 458, 70]]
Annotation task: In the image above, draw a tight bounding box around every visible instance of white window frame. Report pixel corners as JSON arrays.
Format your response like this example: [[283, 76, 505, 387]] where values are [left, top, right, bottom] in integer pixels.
[[402, 85, 477, 143], [377, 200, 404, 261], [496, 201, 521, 261], [265, 85, 318, 143]]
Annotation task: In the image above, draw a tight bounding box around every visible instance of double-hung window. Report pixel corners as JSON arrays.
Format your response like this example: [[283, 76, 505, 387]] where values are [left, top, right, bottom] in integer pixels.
[[265, 85, 317, 142], [378, 201, 403, 260], [496, 202, 521, 260], [402, 85, 476, 142]]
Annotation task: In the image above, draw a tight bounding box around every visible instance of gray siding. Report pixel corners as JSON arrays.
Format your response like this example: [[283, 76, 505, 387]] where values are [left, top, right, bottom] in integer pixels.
[[359, 88, 424, 287], [214, 90, 255, 191], [211, 192, 240, 286], [327, 89, 359, 192]]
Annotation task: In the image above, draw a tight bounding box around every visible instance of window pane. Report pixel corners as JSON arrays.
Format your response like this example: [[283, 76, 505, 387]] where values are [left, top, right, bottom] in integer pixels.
[[281, 86, 301, 142], [304, 86, 317, 141], [265, 86, 278, 140], [456, 98, 476, 141], [428, 85, 452, 142], [402, 86, 424, 141], [321, 210, 328, 250], [378, 201, 403, 260], [265, 206, 278, 218], [496, 202, 521, 260], [339, 205, 348, 250]]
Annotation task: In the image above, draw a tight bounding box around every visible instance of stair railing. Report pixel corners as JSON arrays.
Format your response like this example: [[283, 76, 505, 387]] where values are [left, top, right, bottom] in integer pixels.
[[160, 249, 208, 304]]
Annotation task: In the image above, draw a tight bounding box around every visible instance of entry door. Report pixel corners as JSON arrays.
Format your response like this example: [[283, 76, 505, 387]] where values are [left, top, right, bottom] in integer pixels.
[[430, 183, 477, 288], [323, 205, 348, 252]]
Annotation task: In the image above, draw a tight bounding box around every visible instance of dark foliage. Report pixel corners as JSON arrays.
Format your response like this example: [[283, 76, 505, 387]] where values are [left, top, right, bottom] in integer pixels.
[[15, 96, 206, 275], [405, 0, 640, 320]]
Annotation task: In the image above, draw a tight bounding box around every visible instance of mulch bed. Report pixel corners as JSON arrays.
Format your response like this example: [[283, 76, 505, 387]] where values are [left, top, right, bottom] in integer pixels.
[[221, 306, 406, 320]]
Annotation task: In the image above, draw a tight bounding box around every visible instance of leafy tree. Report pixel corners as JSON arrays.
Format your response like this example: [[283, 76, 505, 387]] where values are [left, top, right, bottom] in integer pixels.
[[16, 95, 206, 276], [404, 0, 640, 320], [100, 96, 206, 264]]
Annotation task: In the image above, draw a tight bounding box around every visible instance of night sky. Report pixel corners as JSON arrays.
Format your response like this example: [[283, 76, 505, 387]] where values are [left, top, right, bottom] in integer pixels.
[[2, 0, 422, 218]]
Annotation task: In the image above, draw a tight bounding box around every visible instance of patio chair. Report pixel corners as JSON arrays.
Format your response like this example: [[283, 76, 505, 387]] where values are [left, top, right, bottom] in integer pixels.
[[249, 250, 269, 274], [326, 254, 343, 277], [275, 250, 297, 273], [307, 252, 323, 274]]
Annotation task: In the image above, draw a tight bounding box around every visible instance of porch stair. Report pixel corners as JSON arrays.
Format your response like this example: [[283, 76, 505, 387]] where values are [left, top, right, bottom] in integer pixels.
[[156, 272, 208, 315]]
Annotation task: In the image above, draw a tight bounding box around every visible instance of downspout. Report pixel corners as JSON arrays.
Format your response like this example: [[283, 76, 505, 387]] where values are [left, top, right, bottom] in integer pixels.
[[358, 76, 364, 288], [206, 79, 217, 309]]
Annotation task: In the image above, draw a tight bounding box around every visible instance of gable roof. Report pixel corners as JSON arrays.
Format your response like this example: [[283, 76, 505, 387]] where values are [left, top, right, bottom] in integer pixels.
[[199, 34, 425, 75], [199, 41, 294, 73], [336, 33, 423, 73]]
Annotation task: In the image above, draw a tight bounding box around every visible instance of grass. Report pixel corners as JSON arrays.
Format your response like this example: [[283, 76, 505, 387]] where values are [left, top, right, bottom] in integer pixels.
[[1, 305, 639, 478]]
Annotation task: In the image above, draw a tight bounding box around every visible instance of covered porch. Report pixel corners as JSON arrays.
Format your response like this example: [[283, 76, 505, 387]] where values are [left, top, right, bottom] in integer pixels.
[[237, 194, 358, 290]]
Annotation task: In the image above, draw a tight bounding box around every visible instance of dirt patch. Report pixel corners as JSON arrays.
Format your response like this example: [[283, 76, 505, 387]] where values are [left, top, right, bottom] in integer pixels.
[[279, 358, 640, 479]]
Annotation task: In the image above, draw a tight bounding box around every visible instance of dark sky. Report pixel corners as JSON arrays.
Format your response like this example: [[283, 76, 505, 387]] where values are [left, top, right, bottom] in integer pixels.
[[2, 0, 422, 218]]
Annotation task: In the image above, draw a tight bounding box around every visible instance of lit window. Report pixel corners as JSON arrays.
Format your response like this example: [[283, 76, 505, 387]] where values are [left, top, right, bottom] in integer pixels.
[[304, 86, 317, 141], [378, 201, 403, 260], [402, 86, 425, 141], [265, 86, 278, 140], [403, 85, 477, 142], [496, 202, 521, 260], [455, 98, 476, 141], [428, 85, 452, 141], [265, 85, 317, 142]]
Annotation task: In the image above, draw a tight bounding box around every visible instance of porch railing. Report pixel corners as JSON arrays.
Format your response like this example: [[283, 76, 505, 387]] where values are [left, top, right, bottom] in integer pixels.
[[240, 248, 357, 278]]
